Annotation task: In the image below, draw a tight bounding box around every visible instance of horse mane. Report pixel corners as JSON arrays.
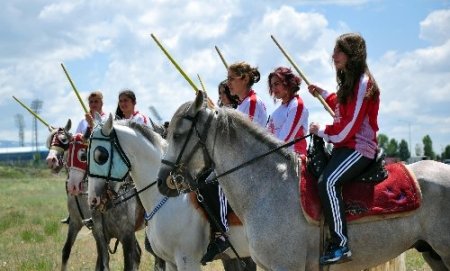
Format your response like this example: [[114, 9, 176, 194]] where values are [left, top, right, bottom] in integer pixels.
[[46, 129, 58, 148], [215, 107, 295, 162], [115, 120, 167, 151]]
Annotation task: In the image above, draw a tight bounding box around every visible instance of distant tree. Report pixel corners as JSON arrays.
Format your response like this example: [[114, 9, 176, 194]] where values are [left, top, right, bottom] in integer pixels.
[[442, 145, 450, 160], [386, 138, 399, 157], [415, 143, 423, 157], [398, 139, 410, 161], [422, 135, 436, 160], [377, 134, 389, 152]]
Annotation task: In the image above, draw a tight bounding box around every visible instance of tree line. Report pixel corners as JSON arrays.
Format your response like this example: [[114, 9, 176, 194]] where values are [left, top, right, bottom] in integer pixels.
[[377, 133, 450, 162]]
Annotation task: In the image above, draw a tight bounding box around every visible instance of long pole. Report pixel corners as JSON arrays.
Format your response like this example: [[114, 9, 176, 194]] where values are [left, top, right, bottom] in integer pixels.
[[60, 63, 89, 114], [12, 96, 51, 129], [270, 35, 335, 117], [215, 46, 228, 69], [150, 33, 215, 108]]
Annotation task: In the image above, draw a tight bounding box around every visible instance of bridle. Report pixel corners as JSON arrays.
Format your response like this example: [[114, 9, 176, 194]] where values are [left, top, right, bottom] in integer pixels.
[[48, 128, 72, 169], [87, 126, 158, 210], [161, 108, 312, 193], [160, 109, 215, 193]]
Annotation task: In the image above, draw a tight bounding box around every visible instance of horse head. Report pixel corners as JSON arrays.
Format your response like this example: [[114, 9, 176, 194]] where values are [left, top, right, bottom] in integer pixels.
[[87, 113, 131, 211], [45, 119, 72, 173], [66, 133, 88, 196], [157, 90, 215, 197]]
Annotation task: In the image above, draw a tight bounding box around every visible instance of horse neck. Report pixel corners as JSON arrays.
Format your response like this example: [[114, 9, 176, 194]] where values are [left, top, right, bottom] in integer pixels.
[[209, 112, 300, 218], [114, 124, 167, 208]]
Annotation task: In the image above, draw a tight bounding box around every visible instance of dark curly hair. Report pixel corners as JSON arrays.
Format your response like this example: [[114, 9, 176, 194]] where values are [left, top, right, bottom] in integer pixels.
[[268, 67, 301, 102], [218, 80, 239, 108], [335, 33, 379, 104]]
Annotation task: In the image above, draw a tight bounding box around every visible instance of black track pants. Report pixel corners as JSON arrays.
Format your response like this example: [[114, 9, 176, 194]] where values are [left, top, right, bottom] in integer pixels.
[[318, 147, 372, 247], [198, 180, 229, 233]]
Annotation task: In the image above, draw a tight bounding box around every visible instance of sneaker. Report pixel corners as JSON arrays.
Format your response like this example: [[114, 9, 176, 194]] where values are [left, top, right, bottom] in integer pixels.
[[200, 235, 230, 265], [60, 216, 70, 224], [320, 245, 352, 265]]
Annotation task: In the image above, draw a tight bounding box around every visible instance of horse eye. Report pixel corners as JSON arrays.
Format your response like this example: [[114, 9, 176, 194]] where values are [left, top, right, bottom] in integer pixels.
[[78, 149, 87, 162], [94, 146, 109, 165]]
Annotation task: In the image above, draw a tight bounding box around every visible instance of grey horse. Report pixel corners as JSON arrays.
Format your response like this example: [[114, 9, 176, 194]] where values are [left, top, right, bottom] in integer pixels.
[[157, 91, 450, 271], [45, 122, 148, 271]]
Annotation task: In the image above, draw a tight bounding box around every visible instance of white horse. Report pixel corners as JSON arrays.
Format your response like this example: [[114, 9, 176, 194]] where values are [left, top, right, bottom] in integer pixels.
[[157, 91, 450, 271], [87, 115, 254, 271]]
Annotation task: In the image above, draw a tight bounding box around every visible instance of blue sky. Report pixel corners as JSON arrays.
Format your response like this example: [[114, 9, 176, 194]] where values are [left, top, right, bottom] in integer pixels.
[[1, 0, 449, 156]]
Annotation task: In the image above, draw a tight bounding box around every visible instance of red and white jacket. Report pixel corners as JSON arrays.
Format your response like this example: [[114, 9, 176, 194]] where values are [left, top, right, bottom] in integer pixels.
[[237, 89, 267, 127], [318, 73, 379, 159], [126, 111, 150, 126], [267, 95, 308, 155]]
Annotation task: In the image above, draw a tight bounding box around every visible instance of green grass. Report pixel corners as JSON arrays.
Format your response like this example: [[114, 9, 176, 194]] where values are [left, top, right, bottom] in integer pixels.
[[0, 165, 432, 270]]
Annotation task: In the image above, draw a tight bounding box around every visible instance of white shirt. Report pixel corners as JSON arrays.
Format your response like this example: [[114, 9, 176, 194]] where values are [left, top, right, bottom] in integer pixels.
[[267, 95, 308, 154], [237, 89, 268, 127]]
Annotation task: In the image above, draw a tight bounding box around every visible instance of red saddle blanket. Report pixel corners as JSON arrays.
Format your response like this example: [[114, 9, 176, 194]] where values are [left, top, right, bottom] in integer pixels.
[[300, 159, 421, 224]]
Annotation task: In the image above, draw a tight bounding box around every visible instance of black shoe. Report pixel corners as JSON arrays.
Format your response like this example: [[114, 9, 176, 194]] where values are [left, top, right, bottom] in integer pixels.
[[320, 245, 352, 265], [60, 216, 70, 224], [200, 235, 230, 265]]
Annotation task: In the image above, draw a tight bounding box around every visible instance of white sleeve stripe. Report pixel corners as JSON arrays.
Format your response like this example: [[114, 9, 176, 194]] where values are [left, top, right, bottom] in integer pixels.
[[327, 75, 368, 143]]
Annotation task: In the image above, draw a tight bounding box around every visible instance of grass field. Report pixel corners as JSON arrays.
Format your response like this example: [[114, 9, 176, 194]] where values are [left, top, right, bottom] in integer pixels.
[[0, 165, 432, 270]]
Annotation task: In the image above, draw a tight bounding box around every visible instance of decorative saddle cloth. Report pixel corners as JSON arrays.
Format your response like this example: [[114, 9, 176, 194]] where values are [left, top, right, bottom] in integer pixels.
[[299, 158, 422, 224], [189, 193, 242, 226]]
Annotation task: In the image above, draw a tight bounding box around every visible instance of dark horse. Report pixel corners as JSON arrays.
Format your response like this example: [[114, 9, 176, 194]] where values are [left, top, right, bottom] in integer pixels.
[[46, 120, 161, 271]]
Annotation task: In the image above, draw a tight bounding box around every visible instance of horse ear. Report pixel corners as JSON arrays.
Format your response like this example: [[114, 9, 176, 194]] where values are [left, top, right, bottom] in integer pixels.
[[101, 113, 114, 136], [65, 119, 72, 132], [189, 90, 207, 116], [94, 112, 103, 124]]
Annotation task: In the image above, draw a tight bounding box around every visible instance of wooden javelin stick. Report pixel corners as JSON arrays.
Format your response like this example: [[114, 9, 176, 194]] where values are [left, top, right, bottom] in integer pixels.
[[270, 35, 335, 117], [215, 46, 228, 69], [60, 63, 89, 114], [150, 33, 214, 108], [197, 74, 207, 92], [12, 96, 51, 129]]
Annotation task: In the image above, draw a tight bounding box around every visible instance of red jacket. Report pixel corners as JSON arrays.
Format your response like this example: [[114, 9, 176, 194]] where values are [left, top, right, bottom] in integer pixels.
[[318, 74, 379, 159]]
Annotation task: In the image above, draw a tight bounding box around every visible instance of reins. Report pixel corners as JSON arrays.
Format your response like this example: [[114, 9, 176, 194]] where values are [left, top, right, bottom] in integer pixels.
[[112, 180, 157, 207], [204, 133, 312, 184]]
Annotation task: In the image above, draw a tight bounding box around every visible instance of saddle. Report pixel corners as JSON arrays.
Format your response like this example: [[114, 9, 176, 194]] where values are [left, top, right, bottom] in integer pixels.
[[299, 156, 422, 224], [306, 135, 388, 183], [189, 193, 242, 226]]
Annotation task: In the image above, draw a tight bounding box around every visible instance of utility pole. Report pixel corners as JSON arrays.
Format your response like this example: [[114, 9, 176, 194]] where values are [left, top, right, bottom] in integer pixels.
[[30, 99, 43, 153], [14, 114, 25, 147]]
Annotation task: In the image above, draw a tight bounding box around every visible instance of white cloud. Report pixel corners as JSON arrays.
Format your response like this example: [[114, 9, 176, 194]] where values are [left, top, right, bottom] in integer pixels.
[[1, 1, 449, 154], [419, 9, 450, 45]]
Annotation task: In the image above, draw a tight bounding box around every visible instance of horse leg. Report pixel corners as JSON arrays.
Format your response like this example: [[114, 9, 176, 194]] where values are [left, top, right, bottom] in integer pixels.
[[144, 231, 166, 271], [121, 234, 140, 271], [61, 219, 83, 271], [222, 257, 257, 271], [91, 218, 110, 271], [421, 251, 449, 271]]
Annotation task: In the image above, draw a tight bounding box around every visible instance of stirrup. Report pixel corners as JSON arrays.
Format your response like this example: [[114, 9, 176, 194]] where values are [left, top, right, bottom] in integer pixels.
[[200, 235, 230, 265], [320, 245, 352, 265]]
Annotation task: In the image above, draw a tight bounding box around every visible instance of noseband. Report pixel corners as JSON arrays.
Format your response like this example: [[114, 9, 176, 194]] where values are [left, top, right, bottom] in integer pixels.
[[161, 110, 215, 192]]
